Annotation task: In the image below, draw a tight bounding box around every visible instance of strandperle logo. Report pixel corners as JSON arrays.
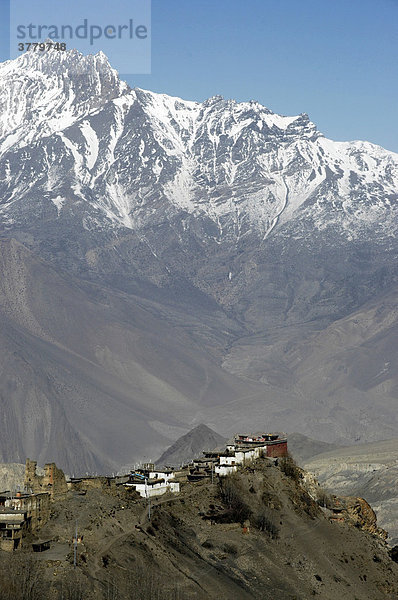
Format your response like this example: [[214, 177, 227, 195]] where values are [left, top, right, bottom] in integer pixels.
[[16, 19, 148, 46], [10, 0, 151, 75]]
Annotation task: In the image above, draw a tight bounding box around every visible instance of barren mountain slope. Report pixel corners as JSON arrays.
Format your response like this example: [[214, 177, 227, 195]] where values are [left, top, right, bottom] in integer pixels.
[[221, 285, 398, 443], [0, 238, 270, 473]]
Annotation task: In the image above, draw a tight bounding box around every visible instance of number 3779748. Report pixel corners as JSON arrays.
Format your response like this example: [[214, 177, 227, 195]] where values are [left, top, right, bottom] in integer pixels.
[[18, 42, 67, 52]]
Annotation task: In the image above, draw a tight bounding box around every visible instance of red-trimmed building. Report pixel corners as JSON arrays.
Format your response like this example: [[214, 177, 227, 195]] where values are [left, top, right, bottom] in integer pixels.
[[233, 432, 288, 457]]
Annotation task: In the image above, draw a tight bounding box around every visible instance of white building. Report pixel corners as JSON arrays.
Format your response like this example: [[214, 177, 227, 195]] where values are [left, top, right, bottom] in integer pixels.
[[219, 454, 238, 466], [215, 445, 268, 476], [215, 464, 237, 477], [127, 478, 180, 498], [148, 470, 175, 483]]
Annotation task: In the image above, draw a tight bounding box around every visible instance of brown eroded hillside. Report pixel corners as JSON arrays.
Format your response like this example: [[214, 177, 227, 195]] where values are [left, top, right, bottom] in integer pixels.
[[3, 456, 397, 600]]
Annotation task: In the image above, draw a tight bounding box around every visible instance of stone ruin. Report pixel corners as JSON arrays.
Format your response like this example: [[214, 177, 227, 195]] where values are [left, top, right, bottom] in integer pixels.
[[24, 459, 68, 500]]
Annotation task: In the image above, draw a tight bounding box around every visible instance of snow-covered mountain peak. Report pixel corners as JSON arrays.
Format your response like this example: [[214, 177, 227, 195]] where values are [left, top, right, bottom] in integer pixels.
[[2, 42, 122, 82], [202, 95, 224, 107], [0, 45, 129, 155]]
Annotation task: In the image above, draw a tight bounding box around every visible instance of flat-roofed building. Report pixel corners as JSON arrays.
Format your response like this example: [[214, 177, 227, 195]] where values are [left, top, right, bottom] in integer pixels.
[[0, 508, 26, 551]]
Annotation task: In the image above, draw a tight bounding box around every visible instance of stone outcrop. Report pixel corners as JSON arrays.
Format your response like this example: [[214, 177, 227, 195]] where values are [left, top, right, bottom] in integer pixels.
[[330, 495, 388, 540]]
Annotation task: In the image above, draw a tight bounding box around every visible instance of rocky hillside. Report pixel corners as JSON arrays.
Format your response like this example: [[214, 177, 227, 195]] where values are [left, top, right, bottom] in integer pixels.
[[7, 455, 398, 600]]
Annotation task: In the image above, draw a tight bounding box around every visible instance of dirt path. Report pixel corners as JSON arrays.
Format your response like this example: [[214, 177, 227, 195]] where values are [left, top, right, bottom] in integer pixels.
[[86, 494, 182, 581]]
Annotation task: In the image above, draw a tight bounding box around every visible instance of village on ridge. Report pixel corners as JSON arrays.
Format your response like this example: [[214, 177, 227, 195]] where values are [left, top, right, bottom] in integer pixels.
[[0, 432, 287, 552]]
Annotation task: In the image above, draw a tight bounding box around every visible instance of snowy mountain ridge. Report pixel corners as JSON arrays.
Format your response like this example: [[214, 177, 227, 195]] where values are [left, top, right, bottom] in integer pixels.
[[1, 47, 397, 243]]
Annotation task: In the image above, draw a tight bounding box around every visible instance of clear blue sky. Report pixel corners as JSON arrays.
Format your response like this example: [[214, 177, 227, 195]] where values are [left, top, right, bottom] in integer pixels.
[[1, 0, 397, 152]]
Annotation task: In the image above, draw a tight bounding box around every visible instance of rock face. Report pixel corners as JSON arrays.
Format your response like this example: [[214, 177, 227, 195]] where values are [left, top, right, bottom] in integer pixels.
[[304, 438, 398, 544], [330, 495, 388, 540], [0, 47, 397, 471]]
